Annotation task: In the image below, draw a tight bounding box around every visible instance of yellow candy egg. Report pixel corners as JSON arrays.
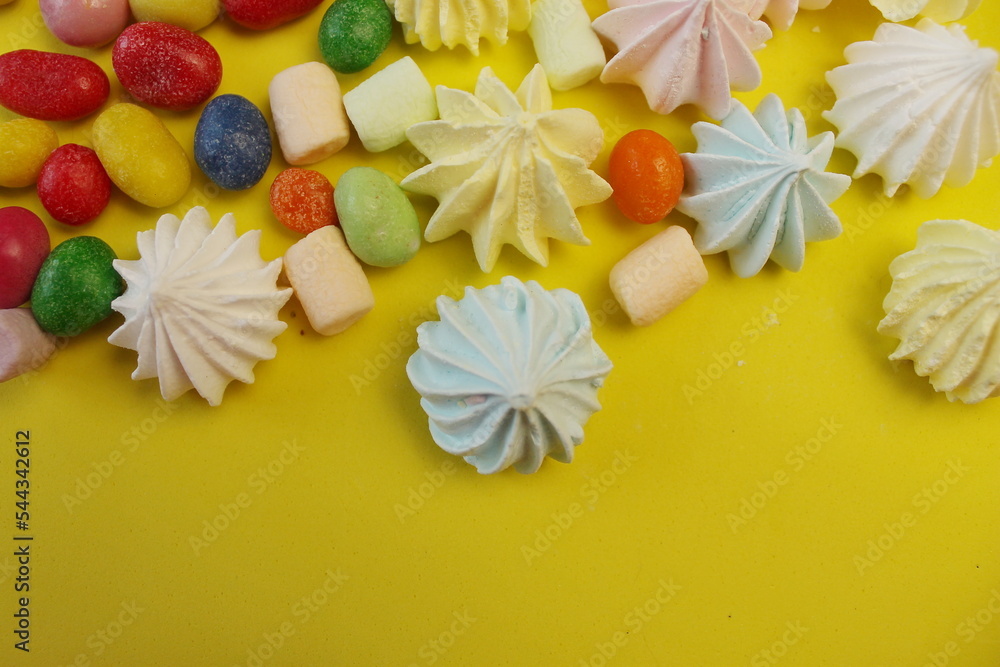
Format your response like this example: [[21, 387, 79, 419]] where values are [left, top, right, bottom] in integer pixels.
[[92, 103, 192, 208], [127, 0, 221, 31], [0, 118, 58, 188]]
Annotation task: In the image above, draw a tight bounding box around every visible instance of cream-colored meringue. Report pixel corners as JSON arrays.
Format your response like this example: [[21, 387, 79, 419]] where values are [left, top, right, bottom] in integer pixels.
[[109, 207, 292, 406], [870, 0, 980, 23], [386, 0, 531, 54], [878, 219, 1000, 404], [592, 0, 772, 120], [757, 0, 831, 31], [824, 19, 1000, 199], [678, 94, 851, 278], [401, 65, 612, 272]]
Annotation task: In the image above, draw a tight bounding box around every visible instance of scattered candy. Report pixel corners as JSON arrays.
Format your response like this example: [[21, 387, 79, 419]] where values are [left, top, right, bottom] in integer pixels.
[[194, 94, 272, 190], [318, 0, 393, 74], [270, 169, 338, 234], [527, 0, 606, 90], [31, 236, 123, 337], [335, 167, 420, 267], [0, 207, 50, 310], [113, 22, 223, 111], [37, 145, 112, 226], [128, 0, 221, 31], [40, 0, 131, 47], [609, 226, 708, 326], [0, 50, 110, 121], [269, 62, 350, 165], [283, 225, 375, 335], [92, 103, 192, 208], [609, 129, 684, 224], [342, 56, 437, 153], [223, 0, 323, 29], [0, 309, 59, 384], [0, 118, 58, 188]]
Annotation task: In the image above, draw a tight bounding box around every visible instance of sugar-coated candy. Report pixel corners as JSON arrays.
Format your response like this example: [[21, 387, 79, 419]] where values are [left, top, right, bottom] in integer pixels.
[[0, 207, 50, 310], [37, 145, 112, 226], [113, 22, 223, 111], [609, 226, 708, 326], [223, 0, 323, 29], [270, 169, 338, 234], [527, 0, 606, 90], [0, 309, 59, 384], [283, 225, 374, 335], [343, 57, 437, 153], [609, 129, 684, 224], [318, 0, 393, 74], [31, 236, 123, 337], [40, 0, 130, 47], [0, 50, 110, 121], [335, 167, 420, 267], [269, 62, 350, 166], [92, 103, 192, 208], [0, 119, 58, 188], [128, 0, 221, 31], [195, 94, 272, 190]]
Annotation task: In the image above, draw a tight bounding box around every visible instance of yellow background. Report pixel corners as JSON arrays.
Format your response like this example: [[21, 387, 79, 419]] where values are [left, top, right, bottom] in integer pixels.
[[1, 0, 999, 664]]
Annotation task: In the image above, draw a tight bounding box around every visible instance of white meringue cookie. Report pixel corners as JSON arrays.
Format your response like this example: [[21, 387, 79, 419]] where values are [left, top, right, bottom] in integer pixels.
[[386, 0, 531, 54], [870, 0, 980, 23]]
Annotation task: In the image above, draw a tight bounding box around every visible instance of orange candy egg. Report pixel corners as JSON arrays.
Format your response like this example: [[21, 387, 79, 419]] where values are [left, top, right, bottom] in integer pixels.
[[269, 168, 339, 235], [608, 129, 684, 225]]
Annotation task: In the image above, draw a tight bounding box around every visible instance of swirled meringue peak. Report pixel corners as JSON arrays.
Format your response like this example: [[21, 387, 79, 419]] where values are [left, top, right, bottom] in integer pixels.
[[386, 0, 531, 54], [592, 0, 772, 120], [109, 207, 292, 406], [677, 94, 851, 278], [878, 219, 1000, 404], [401, 65, 612, 272], [406, 276, 612, 474], [824, 19, 1000, 199], [758, 0, 832, 31], [870, 0, 980, 23]]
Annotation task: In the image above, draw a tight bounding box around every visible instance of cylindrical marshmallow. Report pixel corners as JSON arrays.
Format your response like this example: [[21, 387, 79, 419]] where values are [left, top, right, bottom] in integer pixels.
[[528, 0, 607, 91], [610, 226, 709, 326], [342, 56, 437, 153], [0, 309, 59, 382], [283, 226, 375, 336], [269, 62, 351, 166]]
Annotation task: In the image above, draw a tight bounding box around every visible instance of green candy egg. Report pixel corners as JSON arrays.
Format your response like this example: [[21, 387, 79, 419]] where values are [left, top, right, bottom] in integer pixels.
[[30, 236, 123, 337], [335, 167, 421, 268], [318, 0, 392, 74]]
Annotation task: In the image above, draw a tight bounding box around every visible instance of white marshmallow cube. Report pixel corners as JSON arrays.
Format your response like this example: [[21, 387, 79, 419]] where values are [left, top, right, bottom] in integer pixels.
[[269, 62, 351, 166], [284, 226, 375, 336], [343, 57, 437, 153], [0, 309, 58, 383], [528, 0, 606, 91], [610, 226, 709, 326]]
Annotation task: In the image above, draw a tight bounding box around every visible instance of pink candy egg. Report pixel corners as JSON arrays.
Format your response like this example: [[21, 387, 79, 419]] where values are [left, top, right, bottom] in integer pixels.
[[37, 145, 112, 227], [112, 22, 223, 111], [0, 50, 110, 121], [40, 0, 131, 48], [0, 207, 50, 310]]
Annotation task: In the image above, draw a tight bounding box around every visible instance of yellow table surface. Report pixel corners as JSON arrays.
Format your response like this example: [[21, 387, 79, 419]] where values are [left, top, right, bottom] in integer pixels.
[[2, 0, 999, 664]]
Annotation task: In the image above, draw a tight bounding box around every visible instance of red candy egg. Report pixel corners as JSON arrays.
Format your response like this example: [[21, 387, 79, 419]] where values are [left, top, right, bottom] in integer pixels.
[[112, 22, 223, 111], [223, 0, 324, 30], [0, 50, 110, 122], [608, 129, 685, 225], [0, 207, 51, 309], [37, 145, 113, 227]]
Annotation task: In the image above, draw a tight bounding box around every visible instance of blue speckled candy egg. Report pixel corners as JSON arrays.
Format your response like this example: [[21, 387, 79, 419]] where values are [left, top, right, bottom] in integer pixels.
[[194, 94, 272, 191]]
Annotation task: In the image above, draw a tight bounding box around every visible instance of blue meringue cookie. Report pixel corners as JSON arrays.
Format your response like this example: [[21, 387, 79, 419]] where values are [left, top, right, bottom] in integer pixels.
[[406, 276, 612, 474]]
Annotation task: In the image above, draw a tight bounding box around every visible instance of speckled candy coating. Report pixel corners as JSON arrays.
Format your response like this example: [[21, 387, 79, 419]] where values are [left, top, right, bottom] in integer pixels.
[[0, 50, 110, 121], [128, 0, 222, 31], [335, 167, 420, 267], [0, 207, 50, 310], [194, 94, 272, 190], [0, 119, 58, 189], [37, 145, 112, 226], [40, 0, 131, 47], [0, 309, 59, 383], [270, 169, 338, 234], [30, 236, 123, 337], [318, 0, 393, 73], [223, 0, 324, 29], [113, 22, 223, 111]]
